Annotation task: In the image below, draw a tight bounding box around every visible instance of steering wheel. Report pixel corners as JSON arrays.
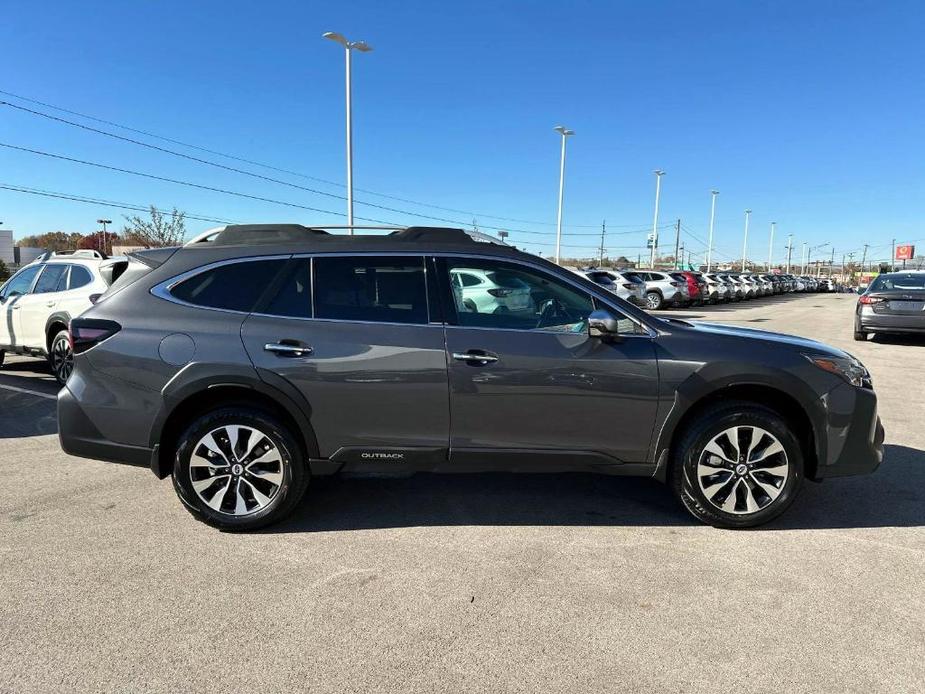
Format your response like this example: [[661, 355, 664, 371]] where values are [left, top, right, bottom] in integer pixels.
[[536, 298, 578, 329]]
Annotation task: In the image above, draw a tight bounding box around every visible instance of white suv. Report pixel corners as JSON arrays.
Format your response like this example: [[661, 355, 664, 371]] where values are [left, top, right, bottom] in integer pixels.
[[450, 266, 533, 314], [0, 250, 125, 384]]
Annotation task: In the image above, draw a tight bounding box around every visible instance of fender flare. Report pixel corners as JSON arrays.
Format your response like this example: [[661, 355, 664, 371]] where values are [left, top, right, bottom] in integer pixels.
[[147, 363, 320, 477], [44, 311, 72, 350], [650, 364, 827, 481]]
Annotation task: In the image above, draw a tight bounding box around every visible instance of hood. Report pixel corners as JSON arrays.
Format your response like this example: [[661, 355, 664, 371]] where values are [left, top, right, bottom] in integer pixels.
[[665, 319, 849, 358]]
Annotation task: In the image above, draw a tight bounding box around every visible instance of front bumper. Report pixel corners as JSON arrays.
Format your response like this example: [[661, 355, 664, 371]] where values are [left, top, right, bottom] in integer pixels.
[[58, 386, 153, 469], [816, 383, 884, 479]]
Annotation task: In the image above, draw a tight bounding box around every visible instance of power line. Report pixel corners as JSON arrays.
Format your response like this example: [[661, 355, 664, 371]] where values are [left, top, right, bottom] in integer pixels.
[[0, 87, 641, 229], [0, 183, 238, 224]]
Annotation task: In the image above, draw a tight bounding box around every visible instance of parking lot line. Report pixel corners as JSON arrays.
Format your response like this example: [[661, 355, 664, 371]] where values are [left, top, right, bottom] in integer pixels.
[[0, 383, 58, 400]]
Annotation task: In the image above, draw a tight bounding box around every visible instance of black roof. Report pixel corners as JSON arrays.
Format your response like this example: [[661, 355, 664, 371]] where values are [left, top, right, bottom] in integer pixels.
[[185, 224, 528, 259]]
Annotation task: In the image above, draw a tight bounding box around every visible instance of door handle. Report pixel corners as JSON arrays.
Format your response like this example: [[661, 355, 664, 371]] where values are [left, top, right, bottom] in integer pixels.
[[10, 305, 21, 310], [452, 350, 499, 364], [46, 302, 55, 307], [264, 342, 313, 357]]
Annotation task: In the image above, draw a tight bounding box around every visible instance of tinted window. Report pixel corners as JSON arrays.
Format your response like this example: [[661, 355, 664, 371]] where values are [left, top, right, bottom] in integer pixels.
[[1, 265, 41, 298], [587, 272, 615, 285], [265, 259, 312, 318], [34, 264, 69, 294], [446, 258, 594, 332], [171, 259, 285, 312], [313, 256, 428, 324], [870, 274, 925, 291], [69, 266, 93, 290]]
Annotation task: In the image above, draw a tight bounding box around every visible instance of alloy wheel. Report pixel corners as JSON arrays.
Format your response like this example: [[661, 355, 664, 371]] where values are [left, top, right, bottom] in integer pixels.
[[189, 425, 284, 516], [646, 293, 661, 310], [51, 336, 74, 384], [696, 425, 789, 515]]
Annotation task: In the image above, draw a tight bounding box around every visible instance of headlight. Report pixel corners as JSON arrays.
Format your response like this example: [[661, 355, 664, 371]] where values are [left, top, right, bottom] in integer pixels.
[[804, 354, 871, 388]]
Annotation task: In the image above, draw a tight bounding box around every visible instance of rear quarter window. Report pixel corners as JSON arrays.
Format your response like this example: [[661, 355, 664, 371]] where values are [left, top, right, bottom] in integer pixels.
[[69, 266, 94, 290], [170, 259, 286, 312]]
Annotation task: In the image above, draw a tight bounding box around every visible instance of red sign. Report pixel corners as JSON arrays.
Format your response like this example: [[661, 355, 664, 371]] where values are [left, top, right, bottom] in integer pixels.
[[896, 244, 915, 260]]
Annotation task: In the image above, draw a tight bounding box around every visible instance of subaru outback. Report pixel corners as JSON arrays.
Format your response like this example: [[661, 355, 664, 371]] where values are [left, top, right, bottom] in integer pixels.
[[58, 225, 883, 531]]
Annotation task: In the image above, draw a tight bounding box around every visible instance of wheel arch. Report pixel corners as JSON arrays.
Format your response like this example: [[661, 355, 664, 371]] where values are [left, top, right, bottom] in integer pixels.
[[653, 382, 822, 483], [45, 311, 72, 353], [150, 373, 320, 479]]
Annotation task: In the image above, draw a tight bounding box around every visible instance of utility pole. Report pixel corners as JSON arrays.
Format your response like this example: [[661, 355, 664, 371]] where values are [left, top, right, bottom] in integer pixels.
[[706, 190, 719, 272], [801, 242, 808, 274], [861, 243, 869, 274], [741, 209, 752, 272], [673, 219, 681, 270], [767, 222, 776, 271], [785, 234, 793, 273], [891, 238, 896, 272], [679, 241, 685, 270], [830, 247, 835, 277], [650, 170, 665, 269], [598, 220, 606, 267]]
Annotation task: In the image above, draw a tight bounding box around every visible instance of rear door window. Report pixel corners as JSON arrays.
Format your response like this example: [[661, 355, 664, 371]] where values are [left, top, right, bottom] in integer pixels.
[[263, 259, 312, 318], [313, 256, 428, 324], [33, 264, 69, 294], [170, 259, 287, 312], [68, 266, 94, 290]]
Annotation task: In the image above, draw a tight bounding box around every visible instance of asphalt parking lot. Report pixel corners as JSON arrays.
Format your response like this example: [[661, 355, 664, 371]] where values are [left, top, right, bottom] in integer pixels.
[[0, 292, 922, 693]]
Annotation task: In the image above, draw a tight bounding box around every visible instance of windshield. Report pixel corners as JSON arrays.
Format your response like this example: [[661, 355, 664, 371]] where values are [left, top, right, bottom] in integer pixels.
[[869, 274, 925, 291]]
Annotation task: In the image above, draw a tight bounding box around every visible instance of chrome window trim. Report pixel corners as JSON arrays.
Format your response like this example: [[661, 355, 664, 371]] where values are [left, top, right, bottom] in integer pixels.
[[150, 254, 293, 315]]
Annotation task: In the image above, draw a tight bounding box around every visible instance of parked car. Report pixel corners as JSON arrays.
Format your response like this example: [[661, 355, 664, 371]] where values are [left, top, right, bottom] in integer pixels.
[[719, 273, 744, 301], [672, 271, 708, 306], [0, 250, 127, 384], [855, 271, 925, 341], [624, 270, 688, 310], [450, 266, 533, 314], [702, 273, 729, 304], [575, 269, 645, 307], [58, 224, 884, 531]]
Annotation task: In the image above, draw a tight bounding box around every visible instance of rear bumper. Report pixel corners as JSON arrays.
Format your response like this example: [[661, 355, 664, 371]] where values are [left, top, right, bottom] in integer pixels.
[[58, 386, 152, 469], [816, 383, 883, 479], [858, 309, 925, 333]]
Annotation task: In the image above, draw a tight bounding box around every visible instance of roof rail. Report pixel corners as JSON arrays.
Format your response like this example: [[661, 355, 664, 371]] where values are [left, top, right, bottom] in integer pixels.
[[29, 248, 108, 263], [182, 223, 513, 248]]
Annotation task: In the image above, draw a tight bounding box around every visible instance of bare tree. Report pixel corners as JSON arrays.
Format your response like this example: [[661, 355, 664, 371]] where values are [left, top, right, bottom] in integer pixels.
[[122, 206, 187, 247]]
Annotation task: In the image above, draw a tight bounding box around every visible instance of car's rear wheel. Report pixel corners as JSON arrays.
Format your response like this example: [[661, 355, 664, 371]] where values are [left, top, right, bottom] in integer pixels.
[[172, 407, 309, 531], [49, 329, 73, 385], [645, 291, 663, 310], [671, 402, 803, 528], [853, 320, 868, 341]]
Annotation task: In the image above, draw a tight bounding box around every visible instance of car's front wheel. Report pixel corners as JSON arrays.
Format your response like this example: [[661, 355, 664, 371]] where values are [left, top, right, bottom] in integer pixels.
[[172, 407, 309, 531], [49, 329, 73, 386], [671, 402, 804, 528]]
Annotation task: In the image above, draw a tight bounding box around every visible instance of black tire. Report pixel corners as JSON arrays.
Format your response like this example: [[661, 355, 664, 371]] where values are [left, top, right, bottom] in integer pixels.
[[0, 350, 4, 368], [172, 407, 309, 531], [49, 329, 73, 386], [645, 291, 663, 310], [670, 401, 804, 528], [853, 330, 868, 341]]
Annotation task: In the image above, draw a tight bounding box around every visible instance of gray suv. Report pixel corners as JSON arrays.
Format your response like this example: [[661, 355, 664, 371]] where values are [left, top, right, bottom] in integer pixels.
[[58, 225, 883, 531]]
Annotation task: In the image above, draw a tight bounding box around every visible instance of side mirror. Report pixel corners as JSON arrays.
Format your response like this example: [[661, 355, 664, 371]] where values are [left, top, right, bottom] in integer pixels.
[[588, 309, 622, 339]]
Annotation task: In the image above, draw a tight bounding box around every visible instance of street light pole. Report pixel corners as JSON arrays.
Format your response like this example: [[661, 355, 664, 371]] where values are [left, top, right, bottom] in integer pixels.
[[741, 209, 751, 272], [767, 221, 776, 271], [323, 31, 373, 231], [706, 189, 718, 272], [650, 170, 665, 268], [801, 242, 807, 274], [553, 125, 574, 265], [97, 218, 112, 255], [785, 234, 793, 273]]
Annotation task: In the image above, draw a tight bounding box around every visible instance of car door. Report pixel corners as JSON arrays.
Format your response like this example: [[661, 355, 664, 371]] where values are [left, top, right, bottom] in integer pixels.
[[19, 263, 70, 348], [0, 264, 43, 348], [438, 255, 660, 466], [241, 254, 450, 466]]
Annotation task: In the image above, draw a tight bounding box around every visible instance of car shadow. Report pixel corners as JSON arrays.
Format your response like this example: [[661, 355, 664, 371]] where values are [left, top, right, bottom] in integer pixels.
[[267, 444, 924, 533], [870, 333, 925, 346], [0, 360, 59, 439]]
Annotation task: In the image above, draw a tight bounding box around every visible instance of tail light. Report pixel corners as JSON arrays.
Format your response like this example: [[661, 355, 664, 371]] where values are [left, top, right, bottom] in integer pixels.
[[487, 287, 514, 298], [622, 283, 635, 290], [670, 281, 681, 287], [68, 318, 121, 354], [858, 296, 883, 305]]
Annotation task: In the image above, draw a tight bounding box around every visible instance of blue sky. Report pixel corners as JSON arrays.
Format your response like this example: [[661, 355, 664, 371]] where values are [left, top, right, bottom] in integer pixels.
[[1, 0, 923, 265]]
